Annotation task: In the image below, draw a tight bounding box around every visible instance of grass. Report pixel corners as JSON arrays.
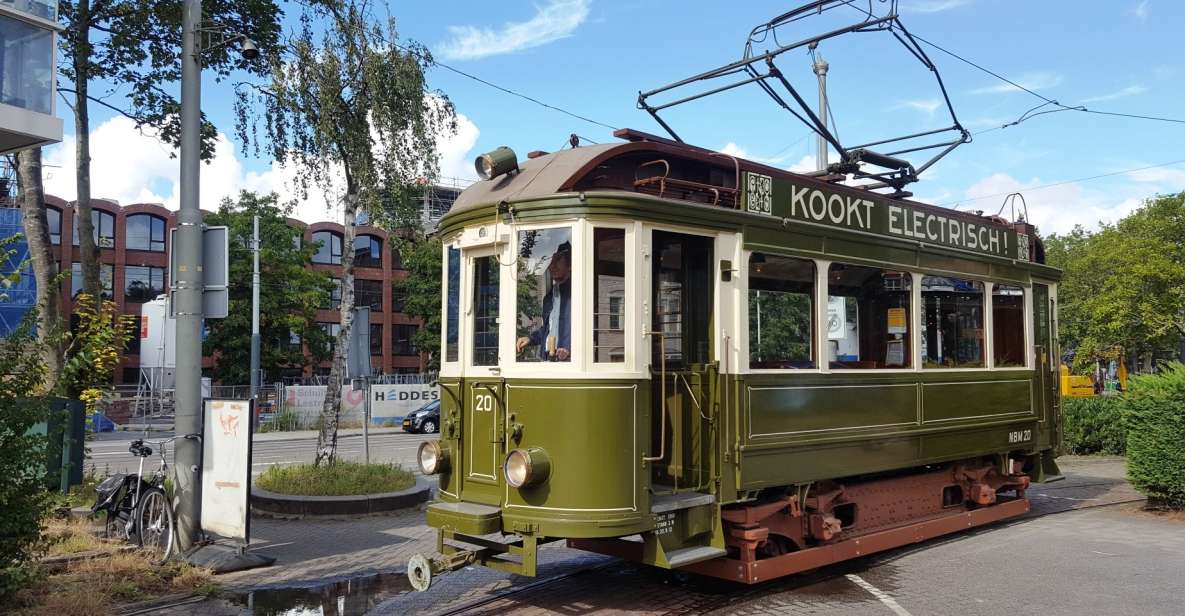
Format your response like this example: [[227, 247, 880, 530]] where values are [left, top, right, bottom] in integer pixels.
[[255, 461, 415, 496], [10, 517, 216, 616]]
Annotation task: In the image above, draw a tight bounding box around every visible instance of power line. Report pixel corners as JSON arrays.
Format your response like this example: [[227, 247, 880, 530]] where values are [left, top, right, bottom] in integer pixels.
[[936, 158, 1185, 208], [392, 42, 619, 133]]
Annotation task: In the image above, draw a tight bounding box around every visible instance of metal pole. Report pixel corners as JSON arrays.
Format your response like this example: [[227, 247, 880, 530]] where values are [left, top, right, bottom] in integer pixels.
[[250, 215, 260, 399], [173, 0, 204, 553], [813, 49, 829, 171], [363, 377, 370, 465]]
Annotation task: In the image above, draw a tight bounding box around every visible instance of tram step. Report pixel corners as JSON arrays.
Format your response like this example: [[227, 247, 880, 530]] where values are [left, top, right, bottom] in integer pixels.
[[651, 491, 715, 513], [665, 545, 727, 568]]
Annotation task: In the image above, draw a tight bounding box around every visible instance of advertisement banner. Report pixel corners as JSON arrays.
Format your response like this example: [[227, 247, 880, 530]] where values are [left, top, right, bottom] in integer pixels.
[[283, 384, 439, 427], [201, 399, 252, 543]]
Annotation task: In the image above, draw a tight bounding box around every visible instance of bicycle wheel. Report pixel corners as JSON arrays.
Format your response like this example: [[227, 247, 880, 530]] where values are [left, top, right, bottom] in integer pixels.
[[135, 487, 175, 564]]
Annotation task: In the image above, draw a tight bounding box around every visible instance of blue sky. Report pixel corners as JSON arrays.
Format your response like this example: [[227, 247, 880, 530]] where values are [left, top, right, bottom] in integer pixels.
[[43, 0, 1185, 233]]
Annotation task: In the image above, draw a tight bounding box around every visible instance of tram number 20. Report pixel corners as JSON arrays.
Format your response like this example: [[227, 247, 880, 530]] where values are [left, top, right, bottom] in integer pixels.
[[1008, 429, 1032, 444], [474, 393, 494, 412]]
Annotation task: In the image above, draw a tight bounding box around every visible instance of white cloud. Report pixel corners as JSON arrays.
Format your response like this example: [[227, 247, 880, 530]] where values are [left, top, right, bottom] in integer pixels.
[[970, 71, 1063, 95], [1081, 85, 1148, 104], [42, 111, 481, 224], [900, 0, 971, 14], [438, 0, 590, 61], [1131, 0, 1149, 21], [719, 143, 819, 173], [1126, 165, 1185, 186], [896, 98, 941, 115], [960, 173, 1144, 235]]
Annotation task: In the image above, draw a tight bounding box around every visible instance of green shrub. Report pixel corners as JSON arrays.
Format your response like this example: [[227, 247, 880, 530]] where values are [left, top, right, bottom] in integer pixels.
[[256, 461, 415, 496], [1062, 396, 1127, 455], [1122, 363, 1185, 509]]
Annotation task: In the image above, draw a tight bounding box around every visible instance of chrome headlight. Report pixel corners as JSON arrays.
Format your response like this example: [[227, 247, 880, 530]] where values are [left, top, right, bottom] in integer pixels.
[[418, 440, 450, 475], [504, 448, 550, 488]]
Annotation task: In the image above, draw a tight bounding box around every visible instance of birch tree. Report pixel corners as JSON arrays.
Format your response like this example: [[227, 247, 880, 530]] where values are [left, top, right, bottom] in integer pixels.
[[235, 0, 455, 464], [15, 147, 63, 391]]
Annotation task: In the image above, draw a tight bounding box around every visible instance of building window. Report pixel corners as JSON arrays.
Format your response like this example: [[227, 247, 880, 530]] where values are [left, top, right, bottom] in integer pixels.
[[750, 253, 815, 369], [287, 331, 303, 353], [354, 235, 382, 268], [390, 245, 403, 270], [391, 285, 406, 313], [593, 228, 626, 363], [515, 227, 572, 362], [827, 263, 912, 369], [311, 231, 342, 264], [323, 278, 342, 310], [922, 276, 985, 368], [47, 207, 60, 245], [73, 209, 115, 248], [369, 323, 383, 355], [124, 316, 142, 355], [126, 214, 167, 252], [70, 262, 113, 299], [125, 265, 166, 303], [318, 322, 341, 356], [472, 255, 499, 366], [993, 284, 1026, 367], [355, 278, 383, 312], [393, 324, 418, 356], [0, 16, 54, 114], [445, 246, 460, 362]]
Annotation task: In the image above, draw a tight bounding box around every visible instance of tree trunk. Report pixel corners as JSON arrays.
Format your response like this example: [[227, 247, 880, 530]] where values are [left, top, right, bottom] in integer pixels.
[[314, 192, 359, 466], [16, 147, 64, 392], [72, 0, 100, 299]]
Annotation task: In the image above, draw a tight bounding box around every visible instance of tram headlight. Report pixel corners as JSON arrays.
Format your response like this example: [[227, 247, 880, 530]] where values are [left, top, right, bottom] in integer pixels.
[[504, 448, 550, 488], [418, 440, 450, 475], [475, 146, 519, 180]]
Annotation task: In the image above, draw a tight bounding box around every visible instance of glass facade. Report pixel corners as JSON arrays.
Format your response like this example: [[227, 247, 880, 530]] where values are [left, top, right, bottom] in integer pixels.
[[0, 14, 53, 114]]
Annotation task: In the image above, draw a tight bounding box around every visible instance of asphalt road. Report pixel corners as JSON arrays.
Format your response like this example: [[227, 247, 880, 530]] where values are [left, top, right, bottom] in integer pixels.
[[85, 429, 435, 477]]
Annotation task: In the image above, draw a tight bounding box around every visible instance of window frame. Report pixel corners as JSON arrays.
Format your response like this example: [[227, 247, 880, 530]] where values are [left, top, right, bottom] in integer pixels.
[[586, 222, 634, 370], [919, 273, 987, 370], [73, 209, 115, 248], [745, 251, 818, 372], [986, 281, 1033, 371], [512, 223, 577, 366], [440, 240, 463, 373], [311, 230, 343, 265], [46, 206, 61, 245], [465, 244, 503, 374], [124, 264, 167, 303], [822, 260, 915, 373], [125, 213, 167, 252], [354, 234, 383, 268]]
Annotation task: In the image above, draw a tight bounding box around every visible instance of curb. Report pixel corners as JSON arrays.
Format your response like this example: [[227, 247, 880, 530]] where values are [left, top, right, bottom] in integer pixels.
[[250, 477, 430, 519]]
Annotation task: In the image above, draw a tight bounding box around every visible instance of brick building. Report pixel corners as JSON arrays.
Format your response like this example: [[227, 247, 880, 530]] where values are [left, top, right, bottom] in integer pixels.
[[31, 188, 461, 384]]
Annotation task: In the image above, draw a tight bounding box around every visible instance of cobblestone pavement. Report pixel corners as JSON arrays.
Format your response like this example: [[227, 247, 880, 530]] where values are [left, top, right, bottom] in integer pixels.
[[177, 456, 1169, 616]]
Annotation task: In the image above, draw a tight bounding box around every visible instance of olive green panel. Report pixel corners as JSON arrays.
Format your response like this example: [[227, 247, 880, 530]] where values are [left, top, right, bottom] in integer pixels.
[[437, 379, 464, 500], [740, 438, 920, 488], [918, 252, 992, 277], [743, 226, 824, 254], [747, 383, 918, 438], [921, 378, 1033, 424], [825, 237, 918, 267], [503, 383, 641, 512], [919, 423, 1039, 459], [463, 380, 505, 505]]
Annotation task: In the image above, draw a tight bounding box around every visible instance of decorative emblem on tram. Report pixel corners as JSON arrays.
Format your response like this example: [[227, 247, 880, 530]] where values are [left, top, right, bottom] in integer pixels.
[[745, 172, 773, 215], [1017, 234, 1030, 262]]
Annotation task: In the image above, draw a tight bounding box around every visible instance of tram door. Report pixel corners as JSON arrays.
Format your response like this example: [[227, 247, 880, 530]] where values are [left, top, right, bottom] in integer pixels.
[[1032, 284, 1058, 447], [465, 252, 505, 505], [650, 231, 715, 491]]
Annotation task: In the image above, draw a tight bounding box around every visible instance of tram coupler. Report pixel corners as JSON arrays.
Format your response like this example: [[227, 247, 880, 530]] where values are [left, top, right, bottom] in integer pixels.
[[406, 549, 476, 592]]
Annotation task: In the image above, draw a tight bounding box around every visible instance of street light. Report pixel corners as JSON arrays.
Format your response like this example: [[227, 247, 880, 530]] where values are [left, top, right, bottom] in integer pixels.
[[174, 0, 260, 554]]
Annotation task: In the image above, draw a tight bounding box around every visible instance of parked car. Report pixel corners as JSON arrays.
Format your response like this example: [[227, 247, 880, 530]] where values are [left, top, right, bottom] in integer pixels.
[[402, 400, 440, 434]]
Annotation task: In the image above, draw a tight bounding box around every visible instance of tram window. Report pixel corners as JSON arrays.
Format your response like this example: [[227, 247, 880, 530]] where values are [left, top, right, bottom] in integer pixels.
[[472, 255, 500, 366], [445, 246, 460, 362], [749, 253, 815, 369], [515, 228, 572, 362], [993, 284, 1025, 367], [827, 264, 912, 369], [594, 228, 626, 363], [921, 276, 985, 368]]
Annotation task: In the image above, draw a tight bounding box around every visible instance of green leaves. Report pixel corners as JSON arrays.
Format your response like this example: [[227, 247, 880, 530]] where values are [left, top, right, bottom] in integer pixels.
[[1046, 192, 1185, 368], [1122, 363, 1185, 508], [393, 237, 443, 371], [203, 191, 335, 384]]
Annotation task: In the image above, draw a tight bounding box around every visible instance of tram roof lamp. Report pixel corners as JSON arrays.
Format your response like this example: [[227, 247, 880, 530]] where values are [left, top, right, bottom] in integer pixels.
[[476, 146, 519, 181]]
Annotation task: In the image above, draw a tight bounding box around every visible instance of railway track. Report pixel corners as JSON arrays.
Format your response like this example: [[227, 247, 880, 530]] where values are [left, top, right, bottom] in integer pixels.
[[425, 495, 1145, 616]]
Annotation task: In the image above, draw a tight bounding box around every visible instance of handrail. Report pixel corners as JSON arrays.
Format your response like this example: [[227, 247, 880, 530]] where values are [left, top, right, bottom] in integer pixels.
[[642, 331, 667, 463], [676, 372, 710, 422]]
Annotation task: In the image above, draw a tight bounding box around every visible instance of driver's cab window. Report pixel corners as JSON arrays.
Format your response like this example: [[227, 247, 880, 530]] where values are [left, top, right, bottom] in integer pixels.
[[515, 227, 573, 362], [472, 255, 500, 366]]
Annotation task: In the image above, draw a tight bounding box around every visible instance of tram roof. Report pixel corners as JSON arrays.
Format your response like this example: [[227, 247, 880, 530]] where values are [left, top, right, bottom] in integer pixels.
[[449, 142, 622, 216]]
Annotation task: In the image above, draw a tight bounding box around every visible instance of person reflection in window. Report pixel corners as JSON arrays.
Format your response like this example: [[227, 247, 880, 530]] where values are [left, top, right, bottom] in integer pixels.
[[517, 242, 571, 361]]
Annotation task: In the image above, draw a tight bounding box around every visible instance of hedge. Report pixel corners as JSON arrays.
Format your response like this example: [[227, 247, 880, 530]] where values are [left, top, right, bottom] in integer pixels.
[[1122, 362, 1185, 509], [1061, 396, 1126, 455]]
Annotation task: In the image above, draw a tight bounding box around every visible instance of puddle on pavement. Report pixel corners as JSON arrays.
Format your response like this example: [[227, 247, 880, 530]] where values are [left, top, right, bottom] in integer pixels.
[[233, 572, 413, 615]]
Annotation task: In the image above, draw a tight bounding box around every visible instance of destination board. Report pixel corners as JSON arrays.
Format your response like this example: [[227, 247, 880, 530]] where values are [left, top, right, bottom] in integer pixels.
[[742, 171, 1027, 261]]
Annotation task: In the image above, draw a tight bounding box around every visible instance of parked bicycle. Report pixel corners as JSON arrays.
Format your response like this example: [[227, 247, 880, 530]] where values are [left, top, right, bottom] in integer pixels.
[[92, 435, 190, 563]]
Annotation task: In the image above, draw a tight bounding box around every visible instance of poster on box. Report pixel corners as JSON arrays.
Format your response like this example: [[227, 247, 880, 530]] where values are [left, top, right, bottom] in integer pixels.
[[201, 399, 252, 543]]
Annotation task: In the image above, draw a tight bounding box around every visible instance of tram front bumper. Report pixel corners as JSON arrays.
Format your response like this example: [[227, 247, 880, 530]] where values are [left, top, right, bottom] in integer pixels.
[[426, 500, 503, 535]]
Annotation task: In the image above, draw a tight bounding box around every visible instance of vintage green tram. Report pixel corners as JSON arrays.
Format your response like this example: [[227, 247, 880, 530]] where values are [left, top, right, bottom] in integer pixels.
[[408, 129, 1062, 589]]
